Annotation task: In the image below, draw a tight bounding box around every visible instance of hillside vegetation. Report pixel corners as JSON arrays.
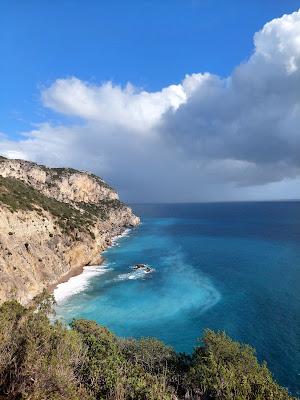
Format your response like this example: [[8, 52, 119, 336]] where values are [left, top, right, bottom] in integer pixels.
[[0, 293, 295, 400], [0, 175, 125, 236]]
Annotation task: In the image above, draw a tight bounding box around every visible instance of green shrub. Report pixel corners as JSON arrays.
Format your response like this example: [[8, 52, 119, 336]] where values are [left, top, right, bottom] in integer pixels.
[[0, 293, 89, 400], [120, 337, 175, 375], [187, 329, 294, 400], [0, 176, 96, 236], [71, 319, 124, 397]]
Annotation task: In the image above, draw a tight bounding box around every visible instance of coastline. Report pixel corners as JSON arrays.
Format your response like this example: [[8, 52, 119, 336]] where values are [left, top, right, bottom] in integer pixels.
[[47, 257, 104, 294], [49, 227, 132, 301]]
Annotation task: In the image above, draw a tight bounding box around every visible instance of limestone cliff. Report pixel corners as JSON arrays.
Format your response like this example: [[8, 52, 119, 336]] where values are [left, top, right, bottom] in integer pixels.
[[0, 156, 118, 205], [0, 157, 139, 304]]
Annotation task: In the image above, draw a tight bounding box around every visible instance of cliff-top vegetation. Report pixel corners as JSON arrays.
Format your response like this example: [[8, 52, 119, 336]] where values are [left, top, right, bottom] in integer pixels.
[[0, 176, 126, 236], [0, 155, 114, 191]]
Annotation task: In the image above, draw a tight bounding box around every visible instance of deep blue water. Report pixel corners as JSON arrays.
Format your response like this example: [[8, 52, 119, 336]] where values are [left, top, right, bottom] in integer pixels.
[[55, 202, 300, 395]]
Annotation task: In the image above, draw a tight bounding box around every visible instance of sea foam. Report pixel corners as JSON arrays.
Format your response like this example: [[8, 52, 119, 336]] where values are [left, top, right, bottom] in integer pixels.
[[54, 265, 110, 303], [54, 228, 132, 303], [109, 228, 131, 248], [114, 268, 154, 282]]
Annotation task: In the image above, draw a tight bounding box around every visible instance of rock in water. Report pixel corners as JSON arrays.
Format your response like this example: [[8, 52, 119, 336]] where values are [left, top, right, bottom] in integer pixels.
[[132, 264, 154, 273]]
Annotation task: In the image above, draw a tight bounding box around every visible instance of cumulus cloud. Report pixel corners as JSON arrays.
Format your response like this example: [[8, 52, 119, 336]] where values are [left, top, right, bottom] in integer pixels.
[[41, 75, 205, 132], [1, 10, 300, 201], [160, 9, 300, 187]]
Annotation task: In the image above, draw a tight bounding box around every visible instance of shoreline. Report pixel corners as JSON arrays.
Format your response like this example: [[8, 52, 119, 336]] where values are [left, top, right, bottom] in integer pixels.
[[47, 256, 105, 294], [48, 227, 131, 299]]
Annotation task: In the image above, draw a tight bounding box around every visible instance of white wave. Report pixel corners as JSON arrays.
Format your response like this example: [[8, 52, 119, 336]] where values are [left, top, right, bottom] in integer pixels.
[[114, 267, 154, 282], [108, 228, 132, 248], [54, 265, 110, 303], [54, 230, 132, 303]]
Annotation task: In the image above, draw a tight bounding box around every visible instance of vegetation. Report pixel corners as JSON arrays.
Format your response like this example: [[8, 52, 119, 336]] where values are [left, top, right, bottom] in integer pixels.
[[51, 167, 80, 176], [0, 155, 113, 191], [0, 176, 96, 234], [0, 293, 296, 400], [89, 173, 114, 191], [77, 199, 126, 221], [0, 176, 126, 236], [43, 166, 113, 192]]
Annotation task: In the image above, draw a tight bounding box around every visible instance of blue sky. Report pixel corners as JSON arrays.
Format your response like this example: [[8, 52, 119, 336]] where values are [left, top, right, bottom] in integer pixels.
[[0, 1, 300, 201], [1, 0, 299, 136]]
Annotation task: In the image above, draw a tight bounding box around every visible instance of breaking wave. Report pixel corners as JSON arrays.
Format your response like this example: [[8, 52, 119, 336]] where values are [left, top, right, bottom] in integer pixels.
[[113, 267, 154, 282], [54, 265, 111, 303]]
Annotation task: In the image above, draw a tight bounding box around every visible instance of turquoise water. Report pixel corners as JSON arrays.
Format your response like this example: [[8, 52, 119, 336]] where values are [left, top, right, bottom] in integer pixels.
[[55, 202, 300, 395]]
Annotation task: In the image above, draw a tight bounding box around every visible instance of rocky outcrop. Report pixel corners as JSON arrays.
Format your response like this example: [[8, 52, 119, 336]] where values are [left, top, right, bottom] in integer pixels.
[[0, 157, 118, 205], [0, 157, 139, 304]]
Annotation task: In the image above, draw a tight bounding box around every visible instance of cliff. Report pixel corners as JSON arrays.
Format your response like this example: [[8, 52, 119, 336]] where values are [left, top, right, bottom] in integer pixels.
[[0, 156, 139, 304]]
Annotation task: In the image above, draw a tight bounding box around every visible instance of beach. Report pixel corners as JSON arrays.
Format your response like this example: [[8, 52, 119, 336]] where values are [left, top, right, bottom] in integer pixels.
[[51, 228, 132, 302]]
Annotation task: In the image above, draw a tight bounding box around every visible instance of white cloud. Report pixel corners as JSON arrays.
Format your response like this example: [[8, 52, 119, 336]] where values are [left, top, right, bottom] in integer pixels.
[[253, 10, 300, 74], [41, 75, 206, 133], [1, 9, 300, 201]]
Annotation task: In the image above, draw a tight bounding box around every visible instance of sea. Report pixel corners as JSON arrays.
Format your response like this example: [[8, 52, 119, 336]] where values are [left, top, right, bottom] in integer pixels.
[[54, 201, 300, 395]]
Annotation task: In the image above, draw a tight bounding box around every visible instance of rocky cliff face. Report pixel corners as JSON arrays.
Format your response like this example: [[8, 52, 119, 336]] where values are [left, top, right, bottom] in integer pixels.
[[0, 157, 139, 304], [0, 157, 118, 204]]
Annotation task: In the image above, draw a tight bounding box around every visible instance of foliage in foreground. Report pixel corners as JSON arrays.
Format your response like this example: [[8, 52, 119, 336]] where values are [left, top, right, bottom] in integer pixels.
[[0, 293, 296, 400]]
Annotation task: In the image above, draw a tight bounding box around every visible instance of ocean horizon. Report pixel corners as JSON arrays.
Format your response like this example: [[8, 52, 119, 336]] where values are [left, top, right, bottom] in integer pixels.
[[55, 201, 300, 396]]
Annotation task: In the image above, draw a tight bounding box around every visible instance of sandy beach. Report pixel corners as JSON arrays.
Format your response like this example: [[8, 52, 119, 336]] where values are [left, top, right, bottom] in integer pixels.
[[49, 228, 131, 300], [47, 256, 105, 294]]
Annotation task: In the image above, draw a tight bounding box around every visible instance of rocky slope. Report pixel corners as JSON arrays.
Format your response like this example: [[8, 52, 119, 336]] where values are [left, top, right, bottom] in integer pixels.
[[0, 157, 139, 304]]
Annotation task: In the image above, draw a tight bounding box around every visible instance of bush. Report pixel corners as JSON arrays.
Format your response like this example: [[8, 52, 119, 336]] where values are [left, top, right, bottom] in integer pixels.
[[120, 337, 175, 375], [71, 319, 124, 398], [186, 329, 294, 400], [0, 294, 89, 400], [71, 320, 175, 400]]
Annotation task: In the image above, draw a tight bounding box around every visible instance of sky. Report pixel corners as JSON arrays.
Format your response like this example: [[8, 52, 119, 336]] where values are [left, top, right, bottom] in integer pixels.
[[0, 0, 300, 202]]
